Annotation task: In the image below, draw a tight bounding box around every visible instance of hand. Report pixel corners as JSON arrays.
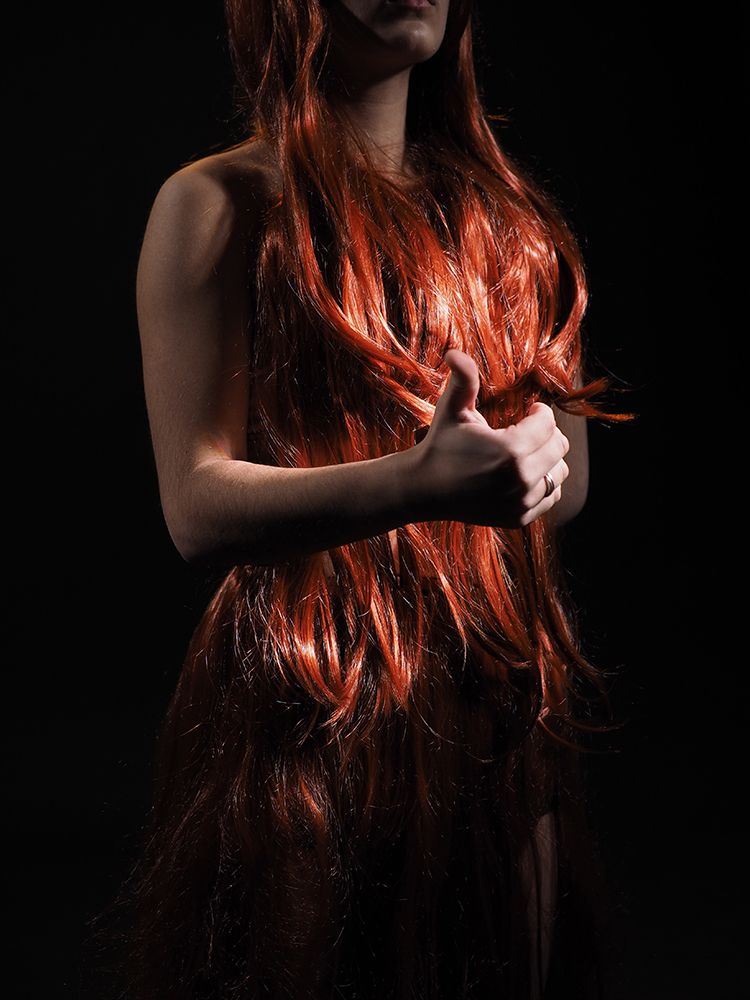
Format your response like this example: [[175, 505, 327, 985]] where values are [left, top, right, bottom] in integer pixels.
[[409, 350, 569, 527]]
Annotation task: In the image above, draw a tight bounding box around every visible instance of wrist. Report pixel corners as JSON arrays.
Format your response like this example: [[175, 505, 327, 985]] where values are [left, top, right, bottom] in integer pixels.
[[387, 440, 437, 525]]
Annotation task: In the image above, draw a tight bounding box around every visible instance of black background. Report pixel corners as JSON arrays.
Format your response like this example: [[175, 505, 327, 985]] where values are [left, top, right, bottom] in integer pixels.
[[13, 2, 739, 997]]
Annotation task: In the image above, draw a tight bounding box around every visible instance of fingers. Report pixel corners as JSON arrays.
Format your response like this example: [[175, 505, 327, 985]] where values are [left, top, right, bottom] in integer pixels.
[[539, 457, 569, 504], [523, 453, 571, 521], [507, 461, 566, 527], [421, 356, 573, 527], [500, 404, 571, 525], [512, 402, 568, 455], [436, 349, 482, 423]]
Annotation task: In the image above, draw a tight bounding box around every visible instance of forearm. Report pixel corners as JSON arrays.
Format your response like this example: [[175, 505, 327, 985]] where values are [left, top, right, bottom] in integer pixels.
[[153, 354, 570, 567], [163, 449, 419, 567], [139, 172, 577, 565]]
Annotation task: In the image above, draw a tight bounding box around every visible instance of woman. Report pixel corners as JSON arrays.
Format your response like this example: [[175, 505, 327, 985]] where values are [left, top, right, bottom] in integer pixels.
[[132, 1, 609, 996]]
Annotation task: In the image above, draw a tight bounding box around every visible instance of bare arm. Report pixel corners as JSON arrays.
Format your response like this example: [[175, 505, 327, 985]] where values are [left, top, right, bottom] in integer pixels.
[[137, 159, 572, 567], [551, 405, 588, 526]]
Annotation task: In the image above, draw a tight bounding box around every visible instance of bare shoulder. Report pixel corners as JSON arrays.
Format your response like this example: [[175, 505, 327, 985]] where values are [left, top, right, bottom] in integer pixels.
[[140, 140, 281, 283], [153, 140, 281, 223]]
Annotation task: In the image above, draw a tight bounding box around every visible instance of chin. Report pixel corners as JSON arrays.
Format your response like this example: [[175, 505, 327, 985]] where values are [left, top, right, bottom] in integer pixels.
[[331, 0, 449, 75]]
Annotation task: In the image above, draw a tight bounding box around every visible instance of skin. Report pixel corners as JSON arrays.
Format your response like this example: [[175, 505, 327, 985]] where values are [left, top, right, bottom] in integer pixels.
[[326, 0, 450, 176], [138, 7, 584, 984], [137, 0, 586, 569]]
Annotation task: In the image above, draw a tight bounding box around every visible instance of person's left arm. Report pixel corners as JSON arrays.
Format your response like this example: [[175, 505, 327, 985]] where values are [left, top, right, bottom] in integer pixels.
[[550, 405, 588, 525]]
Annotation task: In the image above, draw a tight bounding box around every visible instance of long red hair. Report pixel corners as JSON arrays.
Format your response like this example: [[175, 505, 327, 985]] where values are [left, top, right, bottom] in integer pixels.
[[122, 2, 611, 996]]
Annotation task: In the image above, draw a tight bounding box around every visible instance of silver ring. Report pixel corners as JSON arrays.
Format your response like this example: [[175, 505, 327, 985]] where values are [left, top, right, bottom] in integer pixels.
[[543, 473, 556, 498]]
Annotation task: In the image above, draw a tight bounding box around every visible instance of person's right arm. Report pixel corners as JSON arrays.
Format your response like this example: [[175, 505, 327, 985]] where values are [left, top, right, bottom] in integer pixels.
[[137, 160, 570, 567]]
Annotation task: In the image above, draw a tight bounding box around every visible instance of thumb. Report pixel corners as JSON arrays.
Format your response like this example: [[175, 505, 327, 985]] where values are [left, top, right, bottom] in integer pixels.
[[434, 349, 481, 423]]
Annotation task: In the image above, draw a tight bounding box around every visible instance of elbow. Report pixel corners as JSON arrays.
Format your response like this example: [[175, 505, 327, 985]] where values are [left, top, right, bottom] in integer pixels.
[[163, 504, 274, 568], [168, 525, 254, 569], [163, 501, 239, 568], [166, 515, 220, 567], [159, 465, 256, 567]]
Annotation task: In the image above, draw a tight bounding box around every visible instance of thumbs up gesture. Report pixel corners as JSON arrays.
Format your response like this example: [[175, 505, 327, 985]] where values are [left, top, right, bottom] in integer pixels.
[[410, 350, 569, 528]]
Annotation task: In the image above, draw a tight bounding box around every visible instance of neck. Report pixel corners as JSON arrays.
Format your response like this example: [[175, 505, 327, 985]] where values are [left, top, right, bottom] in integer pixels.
[[326, 54, 413, 178], [343, 72, 413, 176]]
